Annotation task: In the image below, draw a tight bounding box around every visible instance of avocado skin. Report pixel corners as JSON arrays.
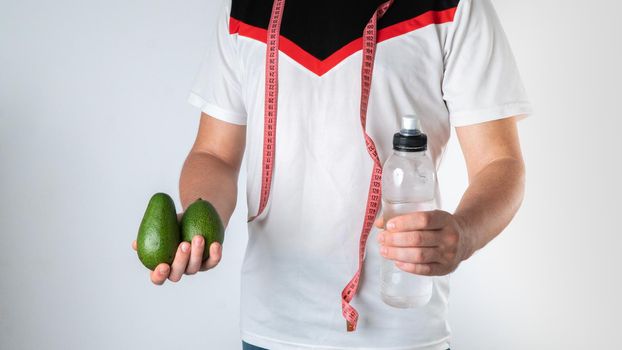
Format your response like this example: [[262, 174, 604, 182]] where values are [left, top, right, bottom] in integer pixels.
[[137, 193, 180, 270], [181, 198, 224, 261]]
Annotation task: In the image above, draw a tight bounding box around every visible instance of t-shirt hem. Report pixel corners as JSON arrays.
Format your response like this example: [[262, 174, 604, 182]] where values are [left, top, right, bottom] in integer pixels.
[[449, 101, 533, 127], [241, 330, 451, 350], [187, 91, 247, 125]]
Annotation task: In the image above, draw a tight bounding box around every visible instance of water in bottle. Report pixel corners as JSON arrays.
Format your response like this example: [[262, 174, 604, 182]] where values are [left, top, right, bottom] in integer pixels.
[[380, 114, 436, 308]]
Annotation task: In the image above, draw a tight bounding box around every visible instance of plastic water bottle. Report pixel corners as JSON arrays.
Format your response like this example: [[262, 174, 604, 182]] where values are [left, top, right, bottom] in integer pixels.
[[380, 114, 436, 308]]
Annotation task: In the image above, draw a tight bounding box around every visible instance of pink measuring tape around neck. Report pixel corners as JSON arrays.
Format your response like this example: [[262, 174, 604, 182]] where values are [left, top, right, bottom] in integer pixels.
[[247, 0, 395, 332]]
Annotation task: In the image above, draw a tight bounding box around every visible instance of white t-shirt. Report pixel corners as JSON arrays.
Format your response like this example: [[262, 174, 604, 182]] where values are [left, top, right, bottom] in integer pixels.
[[188, 0, 532, 349]]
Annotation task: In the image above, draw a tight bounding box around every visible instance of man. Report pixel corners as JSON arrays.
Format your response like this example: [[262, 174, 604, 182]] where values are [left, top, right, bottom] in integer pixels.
[[132, 0, 531, 348]]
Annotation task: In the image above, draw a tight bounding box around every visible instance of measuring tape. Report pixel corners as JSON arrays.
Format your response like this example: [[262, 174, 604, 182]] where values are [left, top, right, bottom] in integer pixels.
[[246, 0, 284, 223], [248, 0, 394, 332]]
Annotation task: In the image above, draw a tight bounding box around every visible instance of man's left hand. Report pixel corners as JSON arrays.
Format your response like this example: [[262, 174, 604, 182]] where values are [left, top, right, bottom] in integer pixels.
[[374, 210, 474, 276]]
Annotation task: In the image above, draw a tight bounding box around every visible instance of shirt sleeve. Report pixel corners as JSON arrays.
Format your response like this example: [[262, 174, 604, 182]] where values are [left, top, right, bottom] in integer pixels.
[[442, 0, 533, 127], [187, 1, 247, 125]]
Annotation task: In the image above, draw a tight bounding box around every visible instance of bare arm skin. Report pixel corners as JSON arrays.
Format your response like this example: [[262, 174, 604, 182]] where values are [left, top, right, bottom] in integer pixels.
[[179, 113, 246, 226], [375, 116, 526, 275], [452, 116, 526, 255], [133, 113, 246, 284]]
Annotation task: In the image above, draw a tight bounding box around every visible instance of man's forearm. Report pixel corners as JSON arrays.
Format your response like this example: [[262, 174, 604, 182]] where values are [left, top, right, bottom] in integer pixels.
[[453, 157, 526, 258], [179, 151, 239, 228]]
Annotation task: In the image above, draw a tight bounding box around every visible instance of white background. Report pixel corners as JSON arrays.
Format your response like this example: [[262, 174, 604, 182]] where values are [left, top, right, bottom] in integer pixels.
[[1, 0, 621, 349]]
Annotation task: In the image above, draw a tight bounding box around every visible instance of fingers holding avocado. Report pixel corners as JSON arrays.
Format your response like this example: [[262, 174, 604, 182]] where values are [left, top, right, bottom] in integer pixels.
[[180, 198, 225, 261], [135, 194, 225, 284]]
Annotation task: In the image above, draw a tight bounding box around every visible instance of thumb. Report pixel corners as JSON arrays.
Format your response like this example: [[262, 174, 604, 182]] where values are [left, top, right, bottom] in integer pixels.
[[374, 215, 385, 229]]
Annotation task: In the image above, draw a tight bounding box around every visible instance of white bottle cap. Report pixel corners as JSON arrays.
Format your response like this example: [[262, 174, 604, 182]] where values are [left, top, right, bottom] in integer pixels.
[[401, 114, 418, 131], [400, 114, 421, 136]]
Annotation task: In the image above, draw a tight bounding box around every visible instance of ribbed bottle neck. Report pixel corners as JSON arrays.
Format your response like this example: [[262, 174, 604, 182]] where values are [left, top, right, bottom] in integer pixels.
[[393, 150, 427, 158]]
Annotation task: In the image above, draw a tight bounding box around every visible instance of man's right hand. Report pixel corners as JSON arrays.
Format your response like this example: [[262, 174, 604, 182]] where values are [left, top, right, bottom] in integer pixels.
[[132, 236, 222, 285], [133, 113, 243, 285]]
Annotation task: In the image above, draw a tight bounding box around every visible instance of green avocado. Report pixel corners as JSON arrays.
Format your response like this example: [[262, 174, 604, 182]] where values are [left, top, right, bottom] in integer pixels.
[[181, 198, 224, 261], [137, 193, 181, 270]]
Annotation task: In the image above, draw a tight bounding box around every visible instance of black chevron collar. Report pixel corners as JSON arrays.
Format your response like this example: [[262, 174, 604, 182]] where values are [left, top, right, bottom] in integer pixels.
[[230, 0, 460, 75]]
